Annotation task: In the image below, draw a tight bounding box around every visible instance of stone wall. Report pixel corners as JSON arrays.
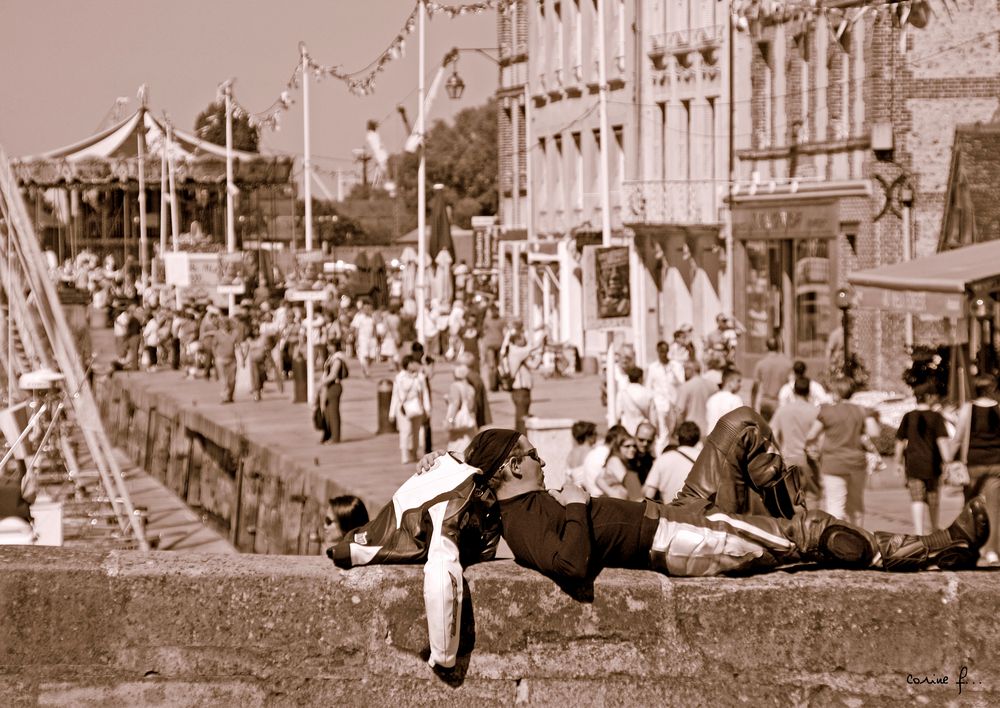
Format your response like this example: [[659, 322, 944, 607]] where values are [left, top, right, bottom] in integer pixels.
[[1, 546, 997, 706], [96, 374, 345, 555]]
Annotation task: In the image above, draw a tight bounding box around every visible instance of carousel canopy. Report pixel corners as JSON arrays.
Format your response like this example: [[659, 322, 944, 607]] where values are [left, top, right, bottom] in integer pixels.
[[12, 101, 292, 187]]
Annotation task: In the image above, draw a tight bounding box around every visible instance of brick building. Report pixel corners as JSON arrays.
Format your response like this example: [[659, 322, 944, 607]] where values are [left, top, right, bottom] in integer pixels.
[[730, 0, 1000, 389]]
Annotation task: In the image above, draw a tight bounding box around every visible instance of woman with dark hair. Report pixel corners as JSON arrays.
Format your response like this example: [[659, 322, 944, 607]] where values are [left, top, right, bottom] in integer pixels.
[[322, 495, 369, 552], [596, 428, 643, 501], [953, 375, 1000, 565]]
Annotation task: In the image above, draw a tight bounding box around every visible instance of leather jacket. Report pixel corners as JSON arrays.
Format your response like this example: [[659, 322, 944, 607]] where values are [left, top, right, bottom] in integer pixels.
[[674, 406, 805, 519], [331, 454, 500, 668]]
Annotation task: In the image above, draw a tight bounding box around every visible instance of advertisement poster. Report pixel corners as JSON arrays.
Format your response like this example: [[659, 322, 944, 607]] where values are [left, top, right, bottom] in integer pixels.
[[285, 250, 327, 301], [217, 252, 246, 295], [582, 245, 632, 330]]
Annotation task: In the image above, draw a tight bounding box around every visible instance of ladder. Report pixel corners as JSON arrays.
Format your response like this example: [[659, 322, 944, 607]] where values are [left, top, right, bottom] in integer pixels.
[[0, 146, 148, 550]]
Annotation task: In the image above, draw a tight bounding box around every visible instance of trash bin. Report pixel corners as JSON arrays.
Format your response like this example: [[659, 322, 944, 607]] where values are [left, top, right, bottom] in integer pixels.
[[377, 379, 395, 434], [292, 353, 308, 403]]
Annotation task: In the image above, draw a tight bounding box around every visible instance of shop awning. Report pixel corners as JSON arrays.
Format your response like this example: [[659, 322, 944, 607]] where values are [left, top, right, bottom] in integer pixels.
[[848, 240, 1000, 317]]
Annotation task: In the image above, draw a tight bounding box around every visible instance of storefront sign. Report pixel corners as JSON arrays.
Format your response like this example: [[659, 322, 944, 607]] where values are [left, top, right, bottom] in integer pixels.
[[733, 201, 839, 240], [583, 245, 631, 330], [855, 285, 965, 318]]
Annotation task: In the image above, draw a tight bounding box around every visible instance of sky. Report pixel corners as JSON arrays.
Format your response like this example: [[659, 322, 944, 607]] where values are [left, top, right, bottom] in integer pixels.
[[0, 0, 497, 189]]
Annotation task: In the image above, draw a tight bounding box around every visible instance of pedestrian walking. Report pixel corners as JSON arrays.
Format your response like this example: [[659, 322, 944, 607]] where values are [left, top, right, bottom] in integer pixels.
[[615, 366, 659, 437], [646, 340, 684, 452], [501, 329, 538, 435], [445, 364, 478, 453], [389, 355, 432, 464], [674, 361, 718, 439], [951, 375, 1000, 566], [805, 378, 882, 526], [318, 344, 349, 444], [212, 317, 241, 404], [705, 368, 744, 434], [751, 338, 793, 421], [351, 301, 377, 376], [893, 383, 950, 535], [770, 376, 822, 503], [480, 305, 504, 390]]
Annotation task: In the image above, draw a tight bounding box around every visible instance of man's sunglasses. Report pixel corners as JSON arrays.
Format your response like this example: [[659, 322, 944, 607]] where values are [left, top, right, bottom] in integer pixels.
[[517, 448, 541, 463]]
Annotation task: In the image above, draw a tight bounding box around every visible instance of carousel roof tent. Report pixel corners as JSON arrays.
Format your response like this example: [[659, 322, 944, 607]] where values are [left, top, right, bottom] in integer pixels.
[[12, 100, 292, 186]]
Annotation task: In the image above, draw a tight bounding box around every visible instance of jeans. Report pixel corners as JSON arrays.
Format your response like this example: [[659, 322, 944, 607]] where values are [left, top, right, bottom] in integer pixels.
[[512, 388, 532, 435], [821, 469, 866, 526], [397, 414, 426, 463]]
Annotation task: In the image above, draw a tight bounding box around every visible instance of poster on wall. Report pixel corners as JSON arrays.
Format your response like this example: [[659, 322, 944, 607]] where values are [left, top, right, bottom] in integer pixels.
[[582, 245, 632, 330]]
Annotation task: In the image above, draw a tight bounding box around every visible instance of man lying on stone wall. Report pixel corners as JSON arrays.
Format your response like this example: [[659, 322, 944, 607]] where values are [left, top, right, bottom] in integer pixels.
[[329, 408, 990, 670]]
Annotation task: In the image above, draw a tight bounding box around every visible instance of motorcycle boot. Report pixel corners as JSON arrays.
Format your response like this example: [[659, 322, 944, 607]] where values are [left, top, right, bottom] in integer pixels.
[[874, 496, 990, 572]]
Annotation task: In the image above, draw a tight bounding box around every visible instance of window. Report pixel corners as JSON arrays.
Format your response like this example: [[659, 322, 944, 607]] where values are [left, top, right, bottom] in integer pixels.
[[572, 131, 583, 209], [742, 238, 833, 357], [706, 97, 716, 181], [554, 134, 565, 211], [657, 101, 668, 180], [681, 99, 692, 181], [613, 125, 624, 197]]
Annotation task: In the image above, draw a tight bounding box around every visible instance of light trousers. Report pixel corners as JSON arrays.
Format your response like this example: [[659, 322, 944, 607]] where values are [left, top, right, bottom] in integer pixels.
[[821, 469, 866, 527]]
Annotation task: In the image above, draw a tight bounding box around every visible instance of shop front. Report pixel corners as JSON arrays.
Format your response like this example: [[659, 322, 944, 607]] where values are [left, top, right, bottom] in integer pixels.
[[731, 200, 842, 376]]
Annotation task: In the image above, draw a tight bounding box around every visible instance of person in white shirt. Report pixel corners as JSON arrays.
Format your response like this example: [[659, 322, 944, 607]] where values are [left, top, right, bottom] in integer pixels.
[[777, 360, 833, 407], [576, 425, 626, 495], [643, 421, 704, 503], [646, 340, 685, 450], [705, 368, 744, 435], [615, 366, 659, 437]]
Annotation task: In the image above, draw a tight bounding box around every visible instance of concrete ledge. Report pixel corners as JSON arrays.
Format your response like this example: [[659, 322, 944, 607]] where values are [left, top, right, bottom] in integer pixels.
[[2, 547, 998, 705]]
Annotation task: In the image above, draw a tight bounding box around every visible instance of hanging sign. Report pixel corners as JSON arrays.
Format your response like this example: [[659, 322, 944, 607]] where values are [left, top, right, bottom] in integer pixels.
[[217, 252, 247, 296], [285, 250, 327, 301], [583, 245, 632, 330], [472, 216, 497, 271], [163, 252, 225, 305]]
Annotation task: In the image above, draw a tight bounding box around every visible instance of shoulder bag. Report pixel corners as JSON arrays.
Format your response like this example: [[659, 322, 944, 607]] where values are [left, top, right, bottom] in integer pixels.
[[943, 403, 973, 487]]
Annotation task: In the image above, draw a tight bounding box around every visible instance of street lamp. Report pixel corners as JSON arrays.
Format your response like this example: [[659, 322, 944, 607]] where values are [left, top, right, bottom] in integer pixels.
[[445, 62, 465, 100], [972, 295, 994, 374], [836, 286, 854, 378]]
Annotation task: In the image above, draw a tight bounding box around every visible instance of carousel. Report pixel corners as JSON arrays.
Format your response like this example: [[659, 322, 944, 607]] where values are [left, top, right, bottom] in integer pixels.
[[12, 90, 294, 267]]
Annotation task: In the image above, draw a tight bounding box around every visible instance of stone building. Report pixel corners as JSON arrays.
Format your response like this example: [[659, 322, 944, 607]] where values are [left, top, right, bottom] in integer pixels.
[[729, 0, 1000, 388]]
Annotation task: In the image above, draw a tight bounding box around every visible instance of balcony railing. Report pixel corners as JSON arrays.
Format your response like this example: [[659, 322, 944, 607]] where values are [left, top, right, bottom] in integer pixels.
[[623, 179, 725, 225]]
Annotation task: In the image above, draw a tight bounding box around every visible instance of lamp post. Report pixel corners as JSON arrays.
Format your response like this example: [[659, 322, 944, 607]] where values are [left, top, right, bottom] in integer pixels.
[[972, 295, 994, 375], [836, 286, 854, 379]]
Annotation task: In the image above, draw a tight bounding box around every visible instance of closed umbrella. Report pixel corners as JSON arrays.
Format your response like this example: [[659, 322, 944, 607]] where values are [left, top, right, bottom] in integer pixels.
[[371, 252, 389, 308], [400, 247, 417, 300], [433, 249, 454, 304], [429, 187, 455, 262]]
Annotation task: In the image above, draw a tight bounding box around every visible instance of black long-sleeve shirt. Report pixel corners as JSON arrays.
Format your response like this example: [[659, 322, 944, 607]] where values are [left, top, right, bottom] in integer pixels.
[[497, 491, 658, 579]]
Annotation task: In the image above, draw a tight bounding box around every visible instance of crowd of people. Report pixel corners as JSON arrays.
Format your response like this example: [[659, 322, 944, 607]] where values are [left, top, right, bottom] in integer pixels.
[[52, 249, 1000, 569]]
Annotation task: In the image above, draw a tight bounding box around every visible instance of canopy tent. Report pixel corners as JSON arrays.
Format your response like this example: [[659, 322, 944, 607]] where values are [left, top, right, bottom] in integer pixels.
[[13, 103, 292, 186], [12, 94, 294, 265], [847, 241, 1000, 404], [848, 240, 1000, 318]]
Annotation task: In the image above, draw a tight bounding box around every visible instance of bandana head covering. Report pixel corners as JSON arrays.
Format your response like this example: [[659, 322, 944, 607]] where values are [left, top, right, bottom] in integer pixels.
[[463, 428, 522, 481]]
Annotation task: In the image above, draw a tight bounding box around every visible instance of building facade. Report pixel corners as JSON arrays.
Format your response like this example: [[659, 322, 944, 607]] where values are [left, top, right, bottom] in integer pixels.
[[730, 0, 1000, 388], [626, 0, 734, 363]]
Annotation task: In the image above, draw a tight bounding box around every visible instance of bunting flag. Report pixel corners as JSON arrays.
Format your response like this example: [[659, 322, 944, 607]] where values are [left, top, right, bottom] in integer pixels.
[[733, 0, 935, 36], [209, 0, 510, 139]]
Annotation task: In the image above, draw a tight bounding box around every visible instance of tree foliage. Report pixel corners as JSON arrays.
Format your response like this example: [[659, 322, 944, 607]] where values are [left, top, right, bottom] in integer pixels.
[[193, 101, 260, 152], [391, 98, 497, 228]]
